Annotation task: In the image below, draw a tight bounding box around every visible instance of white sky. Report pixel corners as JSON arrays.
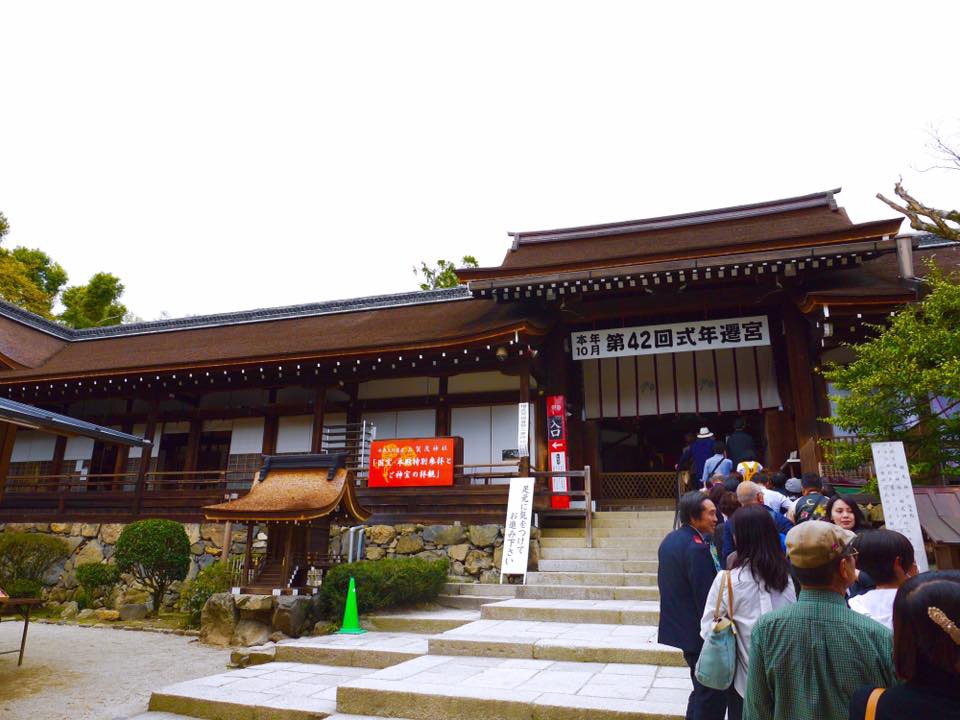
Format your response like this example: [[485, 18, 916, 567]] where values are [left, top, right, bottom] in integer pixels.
[[1, 1, 957, 321]]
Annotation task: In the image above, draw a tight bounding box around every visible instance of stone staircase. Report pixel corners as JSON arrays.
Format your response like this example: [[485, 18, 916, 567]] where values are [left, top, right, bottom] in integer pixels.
[[146, 510, 690, 720]]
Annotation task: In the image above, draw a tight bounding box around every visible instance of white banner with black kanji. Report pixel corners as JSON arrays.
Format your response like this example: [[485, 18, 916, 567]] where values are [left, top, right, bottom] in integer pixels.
[[571, 315, 771, 361]]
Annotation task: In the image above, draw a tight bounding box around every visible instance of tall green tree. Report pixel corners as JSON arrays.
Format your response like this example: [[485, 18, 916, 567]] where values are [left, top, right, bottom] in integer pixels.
[[59, 272, 127, 329], [0, 211, 128, 327], [823, 267, 960, 482], [413, 255, 478, 290]]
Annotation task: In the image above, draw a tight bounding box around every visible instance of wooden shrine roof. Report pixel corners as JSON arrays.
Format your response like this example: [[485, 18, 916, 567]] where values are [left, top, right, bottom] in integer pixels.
[[458, 190, 903, 282], [204, 457, 369, 523], [0, 397, 152, 446], [0, 293, 545, 382]]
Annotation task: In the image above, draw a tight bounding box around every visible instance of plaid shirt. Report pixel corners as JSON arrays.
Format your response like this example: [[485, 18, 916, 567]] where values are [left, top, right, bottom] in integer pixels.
[[743, 589, 896, 720]]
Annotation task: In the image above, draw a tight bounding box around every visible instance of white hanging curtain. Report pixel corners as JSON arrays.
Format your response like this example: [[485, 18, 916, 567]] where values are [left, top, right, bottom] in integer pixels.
[[582, 346, 781, 419]]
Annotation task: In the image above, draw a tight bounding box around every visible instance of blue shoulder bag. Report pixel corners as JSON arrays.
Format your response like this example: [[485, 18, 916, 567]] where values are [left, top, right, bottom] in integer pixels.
[[695, 570, 737, 690]]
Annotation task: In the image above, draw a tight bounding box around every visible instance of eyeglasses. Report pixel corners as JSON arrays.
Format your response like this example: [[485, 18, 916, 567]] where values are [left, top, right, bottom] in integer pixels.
[[842, 548, 859, 561]]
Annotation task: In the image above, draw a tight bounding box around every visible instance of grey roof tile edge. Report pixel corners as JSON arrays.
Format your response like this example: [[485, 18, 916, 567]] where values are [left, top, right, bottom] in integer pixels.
[[0, 396, 151, 446], [0, 286, 473, 343]]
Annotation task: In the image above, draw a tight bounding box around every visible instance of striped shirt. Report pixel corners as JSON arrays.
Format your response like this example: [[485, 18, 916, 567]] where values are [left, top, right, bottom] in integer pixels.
[[743, 589, 896, 720]]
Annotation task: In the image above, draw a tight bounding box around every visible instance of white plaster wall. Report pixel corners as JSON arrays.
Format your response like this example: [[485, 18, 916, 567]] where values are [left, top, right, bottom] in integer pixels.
[[63, 436, 95, 461], [11, 431, 57, 462], [229, 418, 265, 454], [276, 415, 312, 453], [362, 409, 436, 440]]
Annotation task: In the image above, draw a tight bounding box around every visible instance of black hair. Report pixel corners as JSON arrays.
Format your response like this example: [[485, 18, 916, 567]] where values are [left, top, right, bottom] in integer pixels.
[[678, 491, 709, 525], [740, 450, 756, 463], [893, 571, 960, 681], [793, 556, 845, 587], [707, 483, 726, 510], [769, 472, 787, 490], [821, 482, 836, 498], [825, 495, 868, 533], [723, 474, 740, 492], [732, 504, 790, 593], [801, 472, 822, 491], [719, 491, 741, 519], [734, 417, 746, 431], [712, 440, 727, 455], [854, 529, 914, 585]]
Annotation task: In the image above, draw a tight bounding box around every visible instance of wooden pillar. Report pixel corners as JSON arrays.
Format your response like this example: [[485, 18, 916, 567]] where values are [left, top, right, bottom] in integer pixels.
[[50, 435, 67, 477], [262, 415, 279, 456], [134, 397, 160, 516], [243, 524, 254, 586], [184, 418, 202, 472], [0, 422, 18, 505], [519, 363, 531, 476], [435, 377, 450, 437], [112, 423, 133, 491], [583, 420, 602, 502], [310, 386, 327, 454], [783, 307, 820, 473], [281, 524, 293, 588]]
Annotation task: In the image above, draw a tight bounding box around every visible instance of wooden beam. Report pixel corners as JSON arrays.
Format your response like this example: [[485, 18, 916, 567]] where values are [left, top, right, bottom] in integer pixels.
[[183, 418, 202, 475], [435, 377, 450, 436], [243, 524, 254, 586], [262, 415, 278, 457], [50, 435, 67, 477]]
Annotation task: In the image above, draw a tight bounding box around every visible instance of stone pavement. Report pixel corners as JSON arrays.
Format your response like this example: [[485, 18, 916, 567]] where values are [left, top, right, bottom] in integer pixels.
[[144, 510, 689, 719]]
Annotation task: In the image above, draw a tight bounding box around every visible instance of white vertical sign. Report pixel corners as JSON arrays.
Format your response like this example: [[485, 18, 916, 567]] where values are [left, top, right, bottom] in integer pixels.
[[500, 477, 536, 581], [517, 402, 530, 458], [871, 441, 930, 573]]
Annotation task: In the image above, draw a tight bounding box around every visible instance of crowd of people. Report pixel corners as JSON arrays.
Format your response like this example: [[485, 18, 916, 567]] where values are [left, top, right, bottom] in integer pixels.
[[659, 424, 960, 720]]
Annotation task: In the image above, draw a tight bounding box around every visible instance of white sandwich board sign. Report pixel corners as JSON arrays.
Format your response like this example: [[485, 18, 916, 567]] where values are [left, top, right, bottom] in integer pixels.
[[871, 441, 930, 573]]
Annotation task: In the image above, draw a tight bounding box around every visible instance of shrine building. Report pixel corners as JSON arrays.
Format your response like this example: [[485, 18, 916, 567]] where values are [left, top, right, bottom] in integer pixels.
[[0, 189, 956, 528]]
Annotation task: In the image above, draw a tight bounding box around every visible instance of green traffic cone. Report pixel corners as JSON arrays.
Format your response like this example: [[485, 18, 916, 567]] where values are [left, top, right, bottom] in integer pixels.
[[338, 576, 367, 634]]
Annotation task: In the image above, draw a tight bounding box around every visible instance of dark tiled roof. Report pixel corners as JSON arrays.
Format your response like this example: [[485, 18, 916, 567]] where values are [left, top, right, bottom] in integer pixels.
[[0, 397, 151, 446], [0, 286, 472, 342]]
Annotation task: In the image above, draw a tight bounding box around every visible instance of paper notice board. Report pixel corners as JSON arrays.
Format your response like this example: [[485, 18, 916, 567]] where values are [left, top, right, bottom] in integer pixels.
[[871, 441, 930, 573], [501, 477, 536, 581]]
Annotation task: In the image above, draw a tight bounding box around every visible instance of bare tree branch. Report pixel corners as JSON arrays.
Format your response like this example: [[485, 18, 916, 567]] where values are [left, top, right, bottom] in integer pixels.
[[877, 177, 960, 242]]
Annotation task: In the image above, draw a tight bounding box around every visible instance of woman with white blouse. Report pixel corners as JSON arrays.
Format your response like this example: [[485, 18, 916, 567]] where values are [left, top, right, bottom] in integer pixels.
[[699, 504, 797, 720]]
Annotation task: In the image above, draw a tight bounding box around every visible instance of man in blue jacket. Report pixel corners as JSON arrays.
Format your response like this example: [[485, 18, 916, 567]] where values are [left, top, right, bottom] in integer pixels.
[[658, 491, 725, 720], [676, 427, 716, 481]]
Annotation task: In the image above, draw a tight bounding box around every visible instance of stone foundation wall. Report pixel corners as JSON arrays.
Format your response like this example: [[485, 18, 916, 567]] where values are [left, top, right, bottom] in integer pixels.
[[0, 521, 256, 612], [330, 522, 540, 583]]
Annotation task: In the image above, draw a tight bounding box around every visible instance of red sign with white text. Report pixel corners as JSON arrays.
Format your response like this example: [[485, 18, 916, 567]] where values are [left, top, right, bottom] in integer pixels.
[[547, 395, 570, 509], [367, 437, 458, 487]]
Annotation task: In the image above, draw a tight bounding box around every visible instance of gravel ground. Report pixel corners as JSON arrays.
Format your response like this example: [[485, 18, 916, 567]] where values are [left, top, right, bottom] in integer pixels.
[[0, 621, 230, 720]]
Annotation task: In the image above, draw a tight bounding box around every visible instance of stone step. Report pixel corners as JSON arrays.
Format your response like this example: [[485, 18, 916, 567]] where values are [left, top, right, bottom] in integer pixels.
[[435, 593, 505, 610], [150, 661, 379, 719], [542, 526, 672, 539], [517, 584, 659, 601], [442, 581, 519, 597], [362, 607, 478, 634], [429, 619, 685, 667], [480, 598, 660, 625], [591, 514, 676, 529], [540, 546, 659, 559], [336, 654, 689, 720], [540, 532, 670, 545], [275, 632, 429, 668], [538, 559, 659, 573], [527, 571, 658, 587]]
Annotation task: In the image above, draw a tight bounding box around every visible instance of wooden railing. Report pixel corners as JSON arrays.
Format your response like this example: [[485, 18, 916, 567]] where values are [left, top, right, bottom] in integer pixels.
[[0, 469, 256, 521], [532, 466, 593, 548], [599, 471, 676, 500]]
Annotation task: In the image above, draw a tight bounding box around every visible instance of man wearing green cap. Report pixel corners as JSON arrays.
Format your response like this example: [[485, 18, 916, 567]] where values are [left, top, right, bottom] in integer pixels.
[[742, 522, 896, 720]]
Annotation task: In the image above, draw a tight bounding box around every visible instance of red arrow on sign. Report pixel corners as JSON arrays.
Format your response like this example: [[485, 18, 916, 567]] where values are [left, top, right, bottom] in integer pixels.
[[550, 441, 566, 450]]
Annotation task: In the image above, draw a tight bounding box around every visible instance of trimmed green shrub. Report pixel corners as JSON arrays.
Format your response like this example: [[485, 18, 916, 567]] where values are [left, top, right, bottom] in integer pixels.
[[179, 561, 233, 628], [0, 532, 69, 585], [319, 557, 448, 620], [114, 519, 190, 617], [4, 578, 42, 598], [75, 562, 120, 603]]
